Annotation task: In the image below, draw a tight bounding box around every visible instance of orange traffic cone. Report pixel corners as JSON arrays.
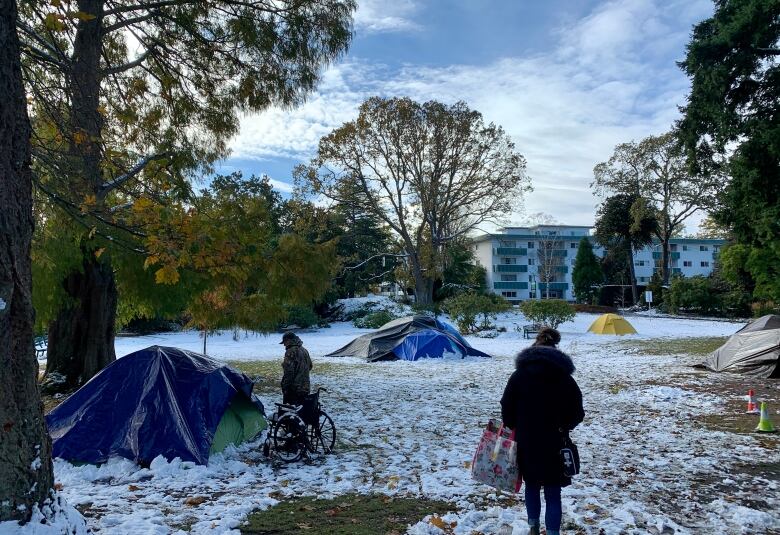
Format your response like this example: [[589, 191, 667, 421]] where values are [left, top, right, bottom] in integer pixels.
[[746, 389, 760, 414]]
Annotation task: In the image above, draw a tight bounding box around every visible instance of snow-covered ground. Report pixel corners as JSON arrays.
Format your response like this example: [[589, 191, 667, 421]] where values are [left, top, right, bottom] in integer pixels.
[[7, 311, 780, 534]]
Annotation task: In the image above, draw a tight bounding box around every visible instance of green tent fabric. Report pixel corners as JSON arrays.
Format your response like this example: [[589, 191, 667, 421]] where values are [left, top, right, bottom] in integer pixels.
[[210, 394, 268, 455]]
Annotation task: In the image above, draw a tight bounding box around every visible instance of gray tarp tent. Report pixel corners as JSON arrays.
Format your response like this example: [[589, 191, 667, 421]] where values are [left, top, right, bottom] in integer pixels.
[[737, 314, 780, 334], [700, 315, 780, 378]]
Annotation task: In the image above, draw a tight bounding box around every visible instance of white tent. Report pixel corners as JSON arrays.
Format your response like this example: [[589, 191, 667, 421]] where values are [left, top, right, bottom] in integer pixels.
[[701, 316, 780, 378]]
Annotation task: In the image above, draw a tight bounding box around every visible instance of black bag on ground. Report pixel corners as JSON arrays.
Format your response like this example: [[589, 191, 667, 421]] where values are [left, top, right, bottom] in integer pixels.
[[560, 430, 580, 477]]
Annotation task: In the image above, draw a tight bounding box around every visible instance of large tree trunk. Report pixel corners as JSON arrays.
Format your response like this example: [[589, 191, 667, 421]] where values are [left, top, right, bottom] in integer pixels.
[[627, 244, 639, 304], [0, 0, 54, 520], [44, 255, 117, 392], [411, 261, 435, 306], [45, 0, 117, 389], [661, 235, 671, 285]]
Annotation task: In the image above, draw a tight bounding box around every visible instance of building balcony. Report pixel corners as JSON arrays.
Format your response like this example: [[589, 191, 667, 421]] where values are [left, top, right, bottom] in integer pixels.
[[494, 282, 529, 290], [496, 247, 527, 256], [652, 252, 681, 260], [551, 250, 568, 257], [555, 265, 568, 274], [539, 282, 569, 290], [496, 264, 528, 273]]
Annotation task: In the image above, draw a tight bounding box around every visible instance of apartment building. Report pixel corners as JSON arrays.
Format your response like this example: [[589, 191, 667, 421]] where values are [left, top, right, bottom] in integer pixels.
[[474, 225, 725, 304]]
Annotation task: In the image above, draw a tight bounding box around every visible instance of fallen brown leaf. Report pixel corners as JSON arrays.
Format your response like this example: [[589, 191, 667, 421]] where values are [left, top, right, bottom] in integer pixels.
[[184, 496, 207, 506]]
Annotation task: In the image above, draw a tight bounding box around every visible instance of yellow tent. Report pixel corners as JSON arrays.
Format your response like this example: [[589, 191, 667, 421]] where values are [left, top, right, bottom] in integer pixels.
[[588, 313, 637, 335]]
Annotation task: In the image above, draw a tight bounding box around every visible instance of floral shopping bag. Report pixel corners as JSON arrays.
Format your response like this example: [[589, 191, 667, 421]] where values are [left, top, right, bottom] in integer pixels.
[[470, 419, 522, 493]]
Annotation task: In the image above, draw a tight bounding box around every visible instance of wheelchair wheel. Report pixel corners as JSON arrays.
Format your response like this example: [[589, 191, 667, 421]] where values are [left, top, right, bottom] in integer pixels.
[[308, 411, 336, 455], [272, 412, 306, 462]]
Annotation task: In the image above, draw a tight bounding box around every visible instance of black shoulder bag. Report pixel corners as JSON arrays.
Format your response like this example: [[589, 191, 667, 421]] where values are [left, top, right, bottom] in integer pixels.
[[559, 429, 580, 477]]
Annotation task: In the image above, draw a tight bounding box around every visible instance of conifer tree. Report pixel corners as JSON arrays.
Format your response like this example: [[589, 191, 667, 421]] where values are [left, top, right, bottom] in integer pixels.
[[0, 0, 53, 520], [18, 0, 355, 389], [572, 237, 603, 304]]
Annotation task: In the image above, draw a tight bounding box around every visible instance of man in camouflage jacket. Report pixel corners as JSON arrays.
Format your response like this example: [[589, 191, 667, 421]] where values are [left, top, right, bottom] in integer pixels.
[[280, 332, 312, 405]]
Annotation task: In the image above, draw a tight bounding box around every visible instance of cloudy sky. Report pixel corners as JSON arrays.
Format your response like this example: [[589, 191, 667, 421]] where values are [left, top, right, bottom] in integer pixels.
[[218, 0, 714, 228]]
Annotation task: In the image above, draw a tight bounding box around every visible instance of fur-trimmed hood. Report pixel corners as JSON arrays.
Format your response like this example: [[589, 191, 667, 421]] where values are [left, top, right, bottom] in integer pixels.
[[515, 345, 575, 375]]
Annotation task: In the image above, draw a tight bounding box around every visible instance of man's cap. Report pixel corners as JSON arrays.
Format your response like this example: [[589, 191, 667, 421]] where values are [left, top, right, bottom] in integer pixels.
[[280, 331, 297, 344]]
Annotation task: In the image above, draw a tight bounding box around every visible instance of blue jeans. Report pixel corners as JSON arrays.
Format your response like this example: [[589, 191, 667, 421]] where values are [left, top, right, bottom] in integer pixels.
[[524, 483, 561, 533]]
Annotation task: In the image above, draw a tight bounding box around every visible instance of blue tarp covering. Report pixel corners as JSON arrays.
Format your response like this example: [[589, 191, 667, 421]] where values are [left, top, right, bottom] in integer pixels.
[[326, 315, 492, 361], [46, 346, 260, 465]]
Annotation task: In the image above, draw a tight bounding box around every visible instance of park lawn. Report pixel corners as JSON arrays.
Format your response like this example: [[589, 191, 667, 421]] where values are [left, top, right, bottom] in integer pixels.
[[41, 312, 780, 534]]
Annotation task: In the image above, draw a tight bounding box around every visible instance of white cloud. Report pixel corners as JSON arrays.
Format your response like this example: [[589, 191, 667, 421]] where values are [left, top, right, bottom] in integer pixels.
[[230, 0, 714, 227], [353, 0, 421, 33]]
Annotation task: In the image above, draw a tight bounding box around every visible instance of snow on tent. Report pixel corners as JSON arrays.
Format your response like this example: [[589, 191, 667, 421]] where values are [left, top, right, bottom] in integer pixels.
[[588, 313, 637, 335], [699, 315, 780, 378], [46, 346, 267, 466], [326, 315, 492, 361]]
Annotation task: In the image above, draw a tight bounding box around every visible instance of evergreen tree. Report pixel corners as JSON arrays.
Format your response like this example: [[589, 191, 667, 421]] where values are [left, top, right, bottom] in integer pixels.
[[434, 239, 488, 301], [0, 0, 53, 519], [594, 194, 657, 303], [678, 0, 780, 304], [18, 0, 355, 388], [572, 237, 603, 303]]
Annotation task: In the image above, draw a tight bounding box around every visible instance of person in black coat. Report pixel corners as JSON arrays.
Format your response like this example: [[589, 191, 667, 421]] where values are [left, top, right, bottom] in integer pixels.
[[501, 328, 584, 535]]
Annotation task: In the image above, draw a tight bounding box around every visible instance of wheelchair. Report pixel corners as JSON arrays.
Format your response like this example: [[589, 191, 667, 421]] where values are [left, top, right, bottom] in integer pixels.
[[262, 387, 336, 462]]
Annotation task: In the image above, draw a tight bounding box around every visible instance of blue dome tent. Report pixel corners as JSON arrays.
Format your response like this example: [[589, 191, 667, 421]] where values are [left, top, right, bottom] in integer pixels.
[[326, 315, 492, 361], [46, 346, 266, 466]]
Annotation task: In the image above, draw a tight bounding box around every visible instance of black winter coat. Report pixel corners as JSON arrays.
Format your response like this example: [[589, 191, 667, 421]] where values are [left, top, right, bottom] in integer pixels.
[[501, 345, 584, 487]]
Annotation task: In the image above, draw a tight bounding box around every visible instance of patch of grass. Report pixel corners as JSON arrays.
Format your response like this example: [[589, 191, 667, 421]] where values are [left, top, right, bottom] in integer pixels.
[[619, 336, 728, 357], [241, 494, 453, 535], [229, 360, 368, 396], [608, 382, 628, 395]]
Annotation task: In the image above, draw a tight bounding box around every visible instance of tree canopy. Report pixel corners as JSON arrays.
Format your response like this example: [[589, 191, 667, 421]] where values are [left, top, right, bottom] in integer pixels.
[[593, 132, 719, 283], [19, 0, 355, 387], [296, 96, 530, 304], [678, 0, 780, 306], [594, 193, 656, 302]]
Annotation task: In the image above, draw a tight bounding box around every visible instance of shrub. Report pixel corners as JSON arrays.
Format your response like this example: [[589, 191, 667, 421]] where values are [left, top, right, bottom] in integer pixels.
[[443, 292, 511, 334], [667, 276, 720, 315], [283, 305, 321, 329], [667, 275, 751, 317], [410, 301, 441, 317], [353, 310, 399, 329], [519, 299, 575, 329], [752, 300, 780, 317]]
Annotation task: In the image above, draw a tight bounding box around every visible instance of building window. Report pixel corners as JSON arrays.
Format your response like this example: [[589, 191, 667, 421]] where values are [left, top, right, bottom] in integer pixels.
[[529, 292, 535, 299], [502, 257, 516, 265], [682, 245, 688, 251], [683, 261, 692, 267], [570, 242, 577, 249], [636, 260, 646, 267], [501, 275, 517, 282], [700, 245, 709, 251], [670, 244, 678, 252], [701, 261, 710, 267], [502, 291, 517, 298], [528, 258, 535, 266], [527, 242, 534, 249]]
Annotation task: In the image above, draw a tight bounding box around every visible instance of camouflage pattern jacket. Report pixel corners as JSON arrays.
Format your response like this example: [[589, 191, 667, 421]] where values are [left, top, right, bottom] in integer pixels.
[[281, 341, 312, 396]]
